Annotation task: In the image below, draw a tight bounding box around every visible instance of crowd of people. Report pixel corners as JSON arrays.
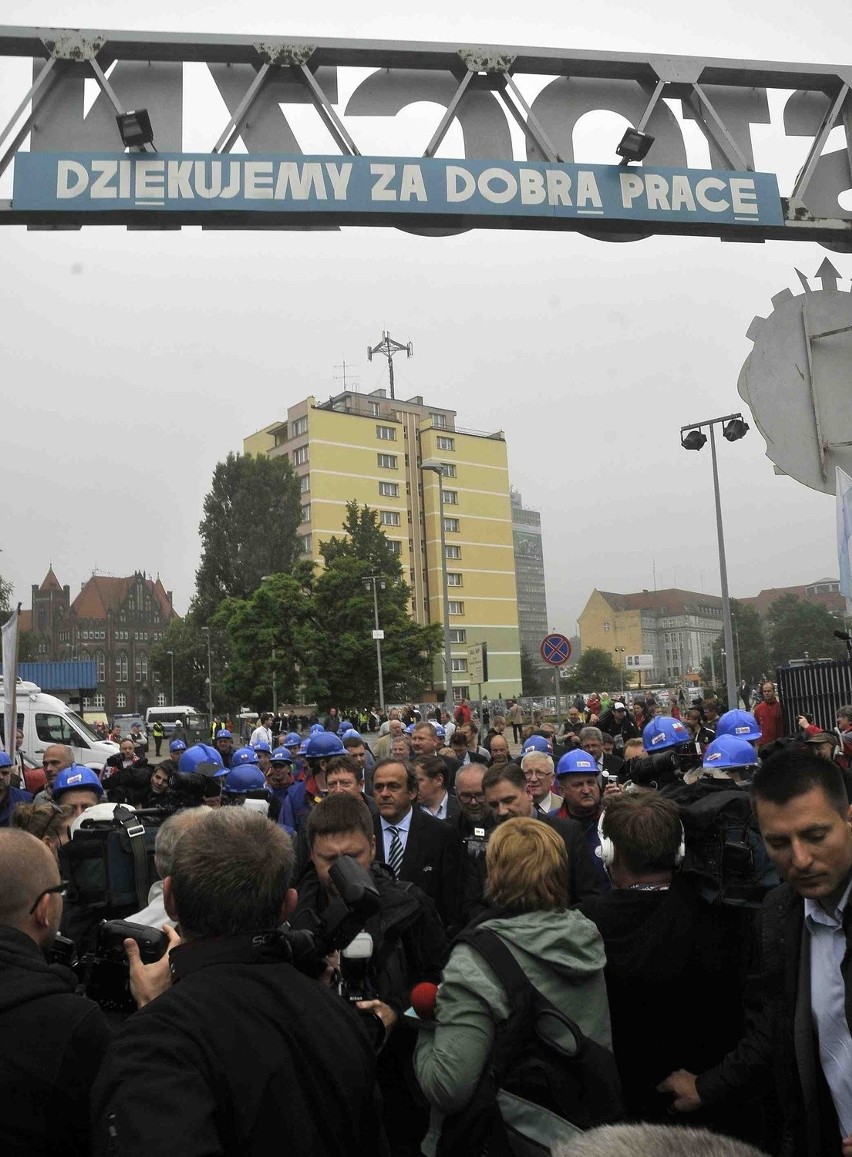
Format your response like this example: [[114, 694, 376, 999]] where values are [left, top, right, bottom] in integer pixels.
[[2, 685, 852, 1156]]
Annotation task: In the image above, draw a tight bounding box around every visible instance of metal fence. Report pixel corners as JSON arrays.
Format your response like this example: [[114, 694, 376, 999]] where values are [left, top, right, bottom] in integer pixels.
[[776, 659, 852, 734]]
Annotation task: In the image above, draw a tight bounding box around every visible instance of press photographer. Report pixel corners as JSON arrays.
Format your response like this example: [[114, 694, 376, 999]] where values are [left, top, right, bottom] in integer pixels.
[[0, 829, 111, 1157], [91, 807, 386, 1157]]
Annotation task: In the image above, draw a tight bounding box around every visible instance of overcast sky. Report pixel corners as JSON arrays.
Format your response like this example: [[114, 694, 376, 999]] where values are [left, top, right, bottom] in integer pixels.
[[1, 0, 850, 633]]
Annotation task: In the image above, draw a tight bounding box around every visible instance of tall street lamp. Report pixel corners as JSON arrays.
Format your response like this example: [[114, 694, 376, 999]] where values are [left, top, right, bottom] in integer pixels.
[[681, 412, 749, 710], [166, 649, 175, 704], [422, 459, 454, 709], [200, 626, 213, 721], [364, 573, 387, 713]]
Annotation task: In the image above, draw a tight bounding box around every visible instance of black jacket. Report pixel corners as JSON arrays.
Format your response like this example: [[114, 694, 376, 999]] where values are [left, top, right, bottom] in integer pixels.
[[373, 806, 463, 930], [696, 881, 848, 1155], [91, 932, 387, 1157], [103, 758, 151, 806], [0, 925, 111, 1157]]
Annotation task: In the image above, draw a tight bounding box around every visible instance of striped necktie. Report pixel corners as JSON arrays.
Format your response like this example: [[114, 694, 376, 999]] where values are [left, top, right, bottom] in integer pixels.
[[387, 826, 404, 878]]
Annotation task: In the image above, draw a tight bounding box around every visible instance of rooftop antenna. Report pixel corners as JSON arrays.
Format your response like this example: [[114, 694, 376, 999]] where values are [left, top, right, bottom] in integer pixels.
[[367, 330, 413, 401], [334, 359, 359, 391]]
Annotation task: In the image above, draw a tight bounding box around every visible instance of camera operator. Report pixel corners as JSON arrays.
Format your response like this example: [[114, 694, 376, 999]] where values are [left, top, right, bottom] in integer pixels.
[[0, 829, 111, 1156], [292, 793, 447, 1156], [91, 807, 386, 1157]]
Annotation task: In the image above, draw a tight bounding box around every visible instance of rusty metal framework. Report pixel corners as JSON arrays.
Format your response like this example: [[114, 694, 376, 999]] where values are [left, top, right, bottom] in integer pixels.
[[0, 25, 850, 242]]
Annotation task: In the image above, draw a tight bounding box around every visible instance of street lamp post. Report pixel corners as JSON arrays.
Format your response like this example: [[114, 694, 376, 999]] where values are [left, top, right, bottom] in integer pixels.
[[201, 627, 213, 722], [422, 460, 453, 710], [681, 412, 749, 710], [166, 649, 175, 704], [364, 573, 386, 714], [614, 646, 625, 696]]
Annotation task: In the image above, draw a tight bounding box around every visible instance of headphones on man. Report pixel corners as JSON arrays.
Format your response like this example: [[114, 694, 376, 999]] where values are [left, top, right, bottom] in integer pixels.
[[597, 812, 686, 872]]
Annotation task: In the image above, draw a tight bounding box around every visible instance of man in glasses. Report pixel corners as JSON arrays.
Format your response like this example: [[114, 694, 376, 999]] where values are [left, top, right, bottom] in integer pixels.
[[0, 829, 111, 1156]]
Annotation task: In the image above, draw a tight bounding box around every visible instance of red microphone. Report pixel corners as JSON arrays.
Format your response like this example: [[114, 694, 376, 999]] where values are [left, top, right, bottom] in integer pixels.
[[410, 982, 439, 1020]]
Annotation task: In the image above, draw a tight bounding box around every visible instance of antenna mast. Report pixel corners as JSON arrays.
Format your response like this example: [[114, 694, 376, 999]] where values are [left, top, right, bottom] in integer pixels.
[[367, 330, 413, 400]]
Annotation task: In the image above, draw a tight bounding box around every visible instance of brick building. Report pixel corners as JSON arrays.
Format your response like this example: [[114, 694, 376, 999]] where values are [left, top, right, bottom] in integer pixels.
[[23, 568, 178, 717]]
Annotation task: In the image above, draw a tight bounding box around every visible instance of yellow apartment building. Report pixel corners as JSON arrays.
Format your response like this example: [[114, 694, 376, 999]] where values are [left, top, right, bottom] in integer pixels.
[[244, 388, 522, 702]]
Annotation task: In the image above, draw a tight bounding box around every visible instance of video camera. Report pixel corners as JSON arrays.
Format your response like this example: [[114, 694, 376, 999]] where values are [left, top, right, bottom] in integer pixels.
[[48, 919, 169, 1017], [59, 805, 165, 915], [620, 746, 702, 789], [283, 855, 381, 978]]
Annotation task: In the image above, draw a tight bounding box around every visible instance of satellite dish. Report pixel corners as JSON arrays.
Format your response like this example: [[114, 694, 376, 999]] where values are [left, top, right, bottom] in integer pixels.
[[738, 261, 852, 495]]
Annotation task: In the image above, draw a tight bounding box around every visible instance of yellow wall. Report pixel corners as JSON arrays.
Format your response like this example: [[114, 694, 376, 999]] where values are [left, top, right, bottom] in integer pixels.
[[579, 590, 644, 669]]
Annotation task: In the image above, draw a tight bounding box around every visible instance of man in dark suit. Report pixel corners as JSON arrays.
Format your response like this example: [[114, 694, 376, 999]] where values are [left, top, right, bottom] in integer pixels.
[[412, 755, 463, 830], [409, 722, 460, 789], [481, 763, 602, 904], [372, 758, 462, 930], [660, 749, 852, 1155]]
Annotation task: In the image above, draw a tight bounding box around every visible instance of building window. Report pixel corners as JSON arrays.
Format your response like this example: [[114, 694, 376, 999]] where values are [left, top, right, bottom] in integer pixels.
[[291, 416, 308, 437], [436, 436, 455, 451], [301, 534, 312, 554], [451, 657, 468, 672], [368, 401, 380, 416], [430, 412, 448, 428], [376, 425, 396, 441], [447, 573, 463, 587], [444, 517, 460, 533], [116, 652, 128, 683], [300, 504, 311, 523], [293, 446, 309, 467], [299, 474, 310, 494], [388, 540, 402, 556], [379, 481, 399, 498], [449, 628, 467, 643], [445, 545, 461, 560], [116, 692, 126, 709], [442, 490, 458, 505], [95, 651, 105, 682], [380, 511, 401, 526], [377, 453, 398, 469], [448, 600, 464, 615], [92, 693, 105, 710], [157, 693, 166, 707], [440, 462, 457, 478]]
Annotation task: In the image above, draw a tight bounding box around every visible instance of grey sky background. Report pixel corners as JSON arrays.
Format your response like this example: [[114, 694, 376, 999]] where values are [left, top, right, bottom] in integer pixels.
[[1, 0, 850, 633]]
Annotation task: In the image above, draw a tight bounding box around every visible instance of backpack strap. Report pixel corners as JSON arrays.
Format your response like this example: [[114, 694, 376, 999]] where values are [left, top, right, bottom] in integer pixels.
[[462, 926, 538, 1011]]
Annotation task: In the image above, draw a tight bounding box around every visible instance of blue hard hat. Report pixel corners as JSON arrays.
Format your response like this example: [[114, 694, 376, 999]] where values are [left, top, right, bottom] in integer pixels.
[[642, 716, 691, 751], [716, 709, 762, 743], [270, 746, 294, 764], [304, 731, 346, 759], [309, 723, 325, 735], [222, 765, 269, 795], [178, 743, 227, 778], [703, 734, 759, 770], [522, 735, 550, 754], [434, 724, 446, 740], [252, 740, 272, 754], [231, 746, 260, 767], [169, 739, 187, 754], [337, 720, 354, 735], [341, 728, 362, 742], [53, 765, 105, 800], [0, 752, 12, 769], [556, 750, 599, 777], [405, 723, 416, 734], [283, 732, 301, 747], [215, 729, 233, 741]]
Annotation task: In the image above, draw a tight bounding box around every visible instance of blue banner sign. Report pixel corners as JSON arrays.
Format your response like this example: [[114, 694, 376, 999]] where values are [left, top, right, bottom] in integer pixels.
[[13, 153, 783, 227]]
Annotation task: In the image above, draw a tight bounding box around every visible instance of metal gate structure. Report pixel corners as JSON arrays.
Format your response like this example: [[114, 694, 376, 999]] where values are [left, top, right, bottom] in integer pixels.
[[777, 659, 852, 734], [0, 25, 851, 242]]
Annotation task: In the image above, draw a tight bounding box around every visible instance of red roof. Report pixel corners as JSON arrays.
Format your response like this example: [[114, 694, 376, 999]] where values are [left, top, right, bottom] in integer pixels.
[[71, 573, 177, 622], [595, 588, 722, 615], [38, 566, 63, 593]]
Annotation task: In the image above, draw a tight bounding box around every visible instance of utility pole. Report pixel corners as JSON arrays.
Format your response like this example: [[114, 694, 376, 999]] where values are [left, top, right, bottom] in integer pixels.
[[201, 627, 213, 722], [367, 331, 413, 400]]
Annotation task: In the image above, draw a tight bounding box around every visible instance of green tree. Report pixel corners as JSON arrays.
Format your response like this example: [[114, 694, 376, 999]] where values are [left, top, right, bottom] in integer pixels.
[[561, 647, 622, 693], [305, 503, 441, 707], [520, 648, 551, 696], [212, 564, 315, 708], [150, 611, 231, 715], [765, 594, 847, 667], [701, 600, 770, 687], [193, 452, 302, 620], [0, 574, 12, 618]]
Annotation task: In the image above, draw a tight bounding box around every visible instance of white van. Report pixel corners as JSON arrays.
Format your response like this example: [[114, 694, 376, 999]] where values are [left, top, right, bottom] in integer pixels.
[[145, 705, 205, 737], [0, 679, 118, 770]]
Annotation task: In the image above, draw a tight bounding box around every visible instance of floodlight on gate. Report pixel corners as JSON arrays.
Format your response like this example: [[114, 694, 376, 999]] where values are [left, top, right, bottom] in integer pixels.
[[116, 109, 154, 149], [722, 416, 750, 442], [681, 429, 707, 451], [616, 128, 654, 162]]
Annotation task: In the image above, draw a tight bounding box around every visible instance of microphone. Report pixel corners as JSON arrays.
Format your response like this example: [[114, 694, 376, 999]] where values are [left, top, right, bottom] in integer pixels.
[[834, 630, 852, 642], [410, 981, 439, 1020]]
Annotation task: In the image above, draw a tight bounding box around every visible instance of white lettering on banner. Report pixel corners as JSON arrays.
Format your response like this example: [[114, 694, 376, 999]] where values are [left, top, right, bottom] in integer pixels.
[[730, 178, 758, 214], [447, 165, 476, 202], [399, 164, 427, 201], [520, 168, 546, 204], [371, 163, 396, 201], [695, 176, 728, 212], [135, 159, 165, 198], [671, 174, 696, 212], [244, 160, 274, 199], [479, 167, 517, 204], [56, 159, 88, 198], [273, 161, 327, 200], [118, 160, 131, 199], [576, 171, 601, 207], [195, 160, 222, 199], [325, 162, 353, 200], [620, 172, 645, 208], [91, 160, 117, 198], [546, 170, 572, 205], [167, 160, 194, 199]]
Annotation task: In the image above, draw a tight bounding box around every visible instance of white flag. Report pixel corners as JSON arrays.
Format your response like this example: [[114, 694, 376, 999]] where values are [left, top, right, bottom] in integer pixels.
[[2, 604, 20, 760]]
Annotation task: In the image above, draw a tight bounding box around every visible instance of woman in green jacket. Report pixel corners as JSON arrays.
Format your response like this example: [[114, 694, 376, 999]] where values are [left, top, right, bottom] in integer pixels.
[[414, 816, 612, 1155]]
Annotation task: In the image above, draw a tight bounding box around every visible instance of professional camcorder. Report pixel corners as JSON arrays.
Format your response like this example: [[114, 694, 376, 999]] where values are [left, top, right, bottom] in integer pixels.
[[620, 746, 702, 789], [48, 919, 169, 1016]]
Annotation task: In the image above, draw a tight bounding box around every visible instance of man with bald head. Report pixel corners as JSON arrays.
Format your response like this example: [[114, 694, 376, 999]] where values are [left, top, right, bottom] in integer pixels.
[[34, 744, 74, 804], [0, 830, 111, 1155]]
